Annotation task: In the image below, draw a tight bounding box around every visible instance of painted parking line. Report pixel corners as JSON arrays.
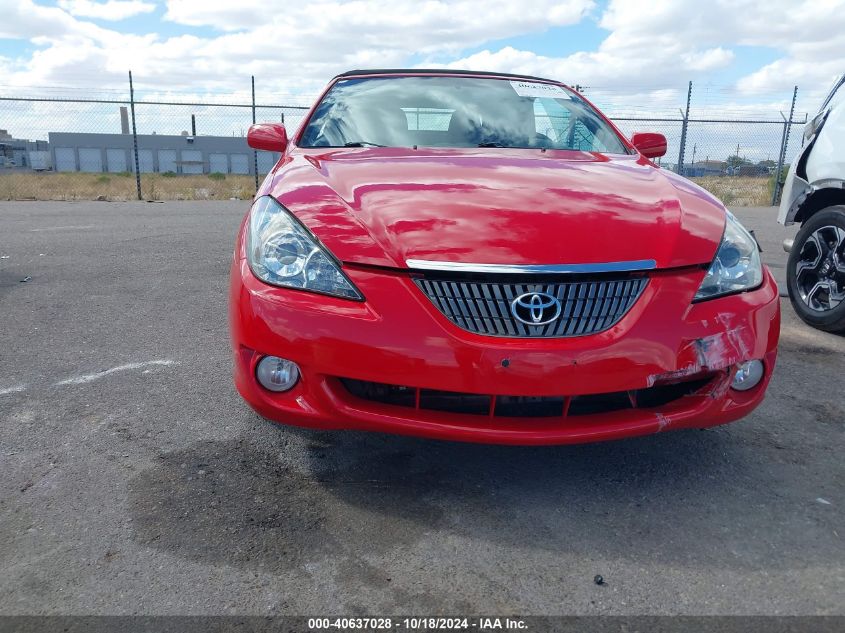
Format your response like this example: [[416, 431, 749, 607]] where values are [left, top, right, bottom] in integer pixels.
[[55, 360, 179, 386], [29, 225, 98, 232], [0, 384, 27, 396]]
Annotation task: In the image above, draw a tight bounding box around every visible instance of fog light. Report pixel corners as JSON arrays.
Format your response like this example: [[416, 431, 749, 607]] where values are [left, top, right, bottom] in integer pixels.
[[256, 356, 300, 392], [731, 360, 764, 391]]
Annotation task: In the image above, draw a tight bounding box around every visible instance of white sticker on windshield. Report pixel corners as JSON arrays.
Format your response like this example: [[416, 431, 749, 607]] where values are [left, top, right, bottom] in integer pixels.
[[509, 80, 568, 98]]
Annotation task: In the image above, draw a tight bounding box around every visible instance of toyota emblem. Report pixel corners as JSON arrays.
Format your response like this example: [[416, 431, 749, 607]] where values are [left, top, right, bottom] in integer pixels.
[[510, 292, 562, 325]]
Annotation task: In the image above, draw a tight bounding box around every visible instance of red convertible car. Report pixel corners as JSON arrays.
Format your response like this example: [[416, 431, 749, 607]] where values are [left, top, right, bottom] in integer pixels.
[[229, 69, 779, 445]]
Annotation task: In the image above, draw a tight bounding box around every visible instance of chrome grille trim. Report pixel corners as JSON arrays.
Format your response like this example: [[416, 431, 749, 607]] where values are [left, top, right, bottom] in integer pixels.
[[405, 259, 657, 274], [415, 277, 648, 338]]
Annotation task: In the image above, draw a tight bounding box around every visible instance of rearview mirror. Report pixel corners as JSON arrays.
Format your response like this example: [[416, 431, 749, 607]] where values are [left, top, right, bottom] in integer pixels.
[[247, 123, 288, 153], [630, 132, 667, 159]]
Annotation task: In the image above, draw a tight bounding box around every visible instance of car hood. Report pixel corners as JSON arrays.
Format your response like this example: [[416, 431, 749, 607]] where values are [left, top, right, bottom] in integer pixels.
[[265, 147, 726, 270]]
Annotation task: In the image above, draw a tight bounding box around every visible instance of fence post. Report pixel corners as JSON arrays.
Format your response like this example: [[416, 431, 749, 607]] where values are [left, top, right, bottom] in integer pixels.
[[676, 81, 692, 175], [251, 75, 259, 192], [128, 70, 142, 201], [771, 85, 798, 206]]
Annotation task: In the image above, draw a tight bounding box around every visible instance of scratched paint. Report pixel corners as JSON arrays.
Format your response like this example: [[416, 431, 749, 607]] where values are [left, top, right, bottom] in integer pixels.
[[0, 385, 27, 396], [705, 371, 733, 399], [694, 326, 752, 371], [647, 318, 753, 388], [646, 365, 704, 386], [718, 313, 753, 360]]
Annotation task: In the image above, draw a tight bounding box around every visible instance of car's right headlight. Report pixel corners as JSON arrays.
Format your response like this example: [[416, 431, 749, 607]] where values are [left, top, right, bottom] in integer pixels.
[[247, 196, 363, 300], [694, 212, 763, 301]]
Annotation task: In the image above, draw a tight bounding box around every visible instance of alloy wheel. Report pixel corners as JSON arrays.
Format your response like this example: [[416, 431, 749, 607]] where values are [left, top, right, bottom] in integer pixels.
[[795, 225, 845, 311]]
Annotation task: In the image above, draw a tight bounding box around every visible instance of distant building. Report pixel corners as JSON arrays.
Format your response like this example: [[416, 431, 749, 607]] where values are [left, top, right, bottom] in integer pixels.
[[682, 160, 727, 178], [0, 130, 50, 169], [738, 163, 766, 177], [47, 132, 278, 175]]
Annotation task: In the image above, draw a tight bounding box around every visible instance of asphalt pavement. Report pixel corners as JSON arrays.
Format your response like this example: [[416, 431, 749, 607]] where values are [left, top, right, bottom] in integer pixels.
[[0, 201, 843, 615]]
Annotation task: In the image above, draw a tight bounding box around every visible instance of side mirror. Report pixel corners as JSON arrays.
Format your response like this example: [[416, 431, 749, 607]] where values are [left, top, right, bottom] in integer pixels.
[[630, 132, 667, 159], [247, 123, 288, 152]]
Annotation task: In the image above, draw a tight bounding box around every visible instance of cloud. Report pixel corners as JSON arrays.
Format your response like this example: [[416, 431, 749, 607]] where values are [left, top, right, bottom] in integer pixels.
[[0, 0, 841, 118], [430, 0, 843, 116], [57, 0, 156, 21], [597, 0, 845, 94], [0, 0, 104, 40], [0, 0, 594, 94], [163, 0, 593, 38], [436, 44, 734, 93]]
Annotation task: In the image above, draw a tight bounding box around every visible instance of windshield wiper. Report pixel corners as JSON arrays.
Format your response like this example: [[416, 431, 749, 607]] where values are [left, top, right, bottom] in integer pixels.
[[477, 142, 506, 148], [343, 141, 386, 147]]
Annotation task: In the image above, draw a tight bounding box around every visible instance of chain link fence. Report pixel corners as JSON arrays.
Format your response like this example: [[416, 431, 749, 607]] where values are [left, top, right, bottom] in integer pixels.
[[586, 81, 809, 206], [0, 75, 310, 202], [0, 76, 810, 205]]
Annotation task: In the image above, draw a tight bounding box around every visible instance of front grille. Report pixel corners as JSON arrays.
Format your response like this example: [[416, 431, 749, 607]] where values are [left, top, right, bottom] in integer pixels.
[[414, 276, 648, 338], [340, 376, 714, 419]]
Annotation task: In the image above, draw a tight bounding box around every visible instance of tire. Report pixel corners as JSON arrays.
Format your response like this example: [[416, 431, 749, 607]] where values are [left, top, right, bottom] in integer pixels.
[[787, 206, 845, 333]]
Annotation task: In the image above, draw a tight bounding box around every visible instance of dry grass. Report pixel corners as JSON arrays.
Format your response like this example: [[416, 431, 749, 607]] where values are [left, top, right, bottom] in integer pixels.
[[0, 172, 256, 202], [2, 172, 774, 207], [689, 176, 772, 207]]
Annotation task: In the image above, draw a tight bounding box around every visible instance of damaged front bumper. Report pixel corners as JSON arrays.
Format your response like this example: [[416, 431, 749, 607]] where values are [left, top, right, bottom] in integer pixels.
[[230, 261, 780, 445]]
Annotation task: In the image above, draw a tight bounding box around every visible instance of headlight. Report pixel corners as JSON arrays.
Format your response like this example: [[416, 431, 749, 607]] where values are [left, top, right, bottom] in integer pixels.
[[694, 212, 762, 301], [247, 196, 363, 300]]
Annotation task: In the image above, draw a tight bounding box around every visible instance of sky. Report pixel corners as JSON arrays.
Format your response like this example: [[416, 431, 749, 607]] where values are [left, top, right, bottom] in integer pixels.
[[0, 0, 842, 105], [0, 0, 843, 162]]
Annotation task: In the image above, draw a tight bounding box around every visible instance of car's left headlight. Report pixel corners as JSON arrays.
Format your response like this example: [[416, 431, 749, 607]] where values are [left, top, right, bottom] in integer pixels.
[[694, 212, 763, 301], [247, 196, 363, 300]]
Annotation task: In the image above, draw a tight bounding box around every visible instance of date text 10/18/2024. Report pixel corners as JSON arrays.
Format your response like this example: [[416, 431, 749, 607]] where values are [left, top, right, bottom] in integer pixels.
[[307, 617, 528, 630]]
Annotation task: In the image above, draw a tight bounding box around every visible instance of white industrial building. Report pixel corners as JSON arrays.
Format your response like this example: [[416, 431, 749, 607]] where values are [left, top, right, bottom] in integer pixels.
[[0, 129, 50, 169], [45, 132, 280, 175]]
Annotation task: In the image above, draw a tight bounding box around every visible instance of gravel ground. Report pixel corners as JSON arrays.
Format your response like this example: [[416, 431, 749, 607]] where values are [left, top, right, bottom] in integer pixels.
[[0, 201, 842, 616]]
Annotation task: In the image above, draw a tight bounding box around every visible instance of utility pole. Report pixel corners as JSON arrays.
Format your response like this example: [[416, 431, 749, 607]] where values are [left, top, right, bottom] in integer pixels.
[[128, 70, 142, 201], [251, 75, 259, 192], [677, 81, 692, 175], [772, 85, 798, 205]]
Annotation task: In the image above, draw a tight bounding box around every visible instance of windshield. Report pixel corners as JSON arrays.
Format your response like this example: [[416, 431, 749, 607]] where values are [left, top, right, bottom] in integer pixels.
[[300, 76, 630, 153]]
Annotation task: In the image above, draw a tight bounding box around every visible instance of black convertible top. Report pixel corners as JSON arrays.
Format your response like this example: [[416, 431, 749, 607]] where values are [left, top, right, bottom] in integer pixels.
[[334, 68, 563, 84]]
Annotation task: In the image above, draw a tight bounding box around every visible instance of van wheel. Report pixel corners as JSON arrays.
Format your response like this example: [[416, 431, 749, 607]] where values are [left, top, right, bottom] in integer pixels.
[[787, 206, 845, 333]]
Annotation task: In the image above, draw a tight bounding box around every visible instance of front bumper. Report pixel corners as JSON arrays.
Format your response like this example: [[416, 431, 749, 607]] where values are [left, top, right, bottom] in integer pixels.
[[230, 259, 780, 445]]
